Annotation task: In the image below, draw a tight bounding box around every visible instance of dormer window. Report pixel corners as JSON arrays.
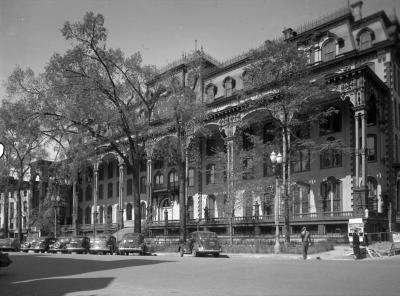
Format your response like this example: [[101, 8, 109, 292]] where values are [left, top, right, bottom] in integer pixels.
[[322, 39, 336, 62], [357, 28, 375, 50], [223, 77, 236, 97], [205, 84, 217, 102]]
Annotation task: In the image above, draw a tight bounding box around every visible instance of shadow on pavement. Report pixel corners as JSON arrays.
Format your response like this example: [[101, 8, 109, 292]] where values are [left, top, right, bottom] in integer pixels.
[[0, 254, 173, 285], [1, 276, 114, 296]]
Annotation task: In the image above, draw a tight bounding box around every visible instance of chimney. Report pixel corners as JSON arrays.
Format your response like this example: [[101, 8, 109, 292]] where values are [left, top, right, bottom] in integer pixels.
[[282, 28, 295, 40], [350, 1, 363, 21]]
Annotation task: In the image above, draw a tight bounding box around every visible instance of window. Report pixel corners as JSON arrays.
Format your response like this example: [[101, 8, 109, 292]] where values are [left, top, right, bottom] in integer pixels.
[[116, 181, 119, 197], [206, 84, 217, 101], [359, 30, 373, 50], [244, 193, 253, 217], [292, 183, 310, 214], [139, 177, 146, 194], [206, 138, 217, 156], [85, 185, 92, 201], [320, 149, 342, 169], [243, 158, 254, 180], [140, 159, 147, 172], [154, 159, 164, 170], [154, 172, 164, 188], [320, 177, 341, 212], [168, 170, 179, 189], [206, 164, 216, 185], [127, 165, 133, 175], [23, 201, 27, 213], [85, 206, 91, 224], [98, 165, 104, 181], [206, 195, 216, 218], [126, 203, 132, 220], [263, 122, 276, 143], [99, 207, 104, 223], [320, 107, 341, 135], [263, 189, 274, 215], [309, 48, 315, 64], [78, 207, 83, 224], [98, 184, 104, 200], [78, 187, 83, 202], [242, 127, 254, 150], [367, 135, 377, 162], [141, 202, 147, 219], [223, 77, 236, 97], [291, 149, 310, 173], [367, 96, 377, 125], [107, 183, 113, 199], [322, 39, 335, 62], [188, 168, 195, 187], [107, 206, 112, 222], [127, 179, 133, 195], [367, 177, 378, 212], [187, 196, 194, 219], [107, 163, 113, 179]]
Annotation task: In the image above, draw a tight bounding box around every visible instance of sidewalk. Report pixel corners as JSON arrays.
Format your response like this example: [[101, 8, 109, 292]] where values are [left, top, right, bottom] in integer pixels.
[[155, 245, 395, 260]]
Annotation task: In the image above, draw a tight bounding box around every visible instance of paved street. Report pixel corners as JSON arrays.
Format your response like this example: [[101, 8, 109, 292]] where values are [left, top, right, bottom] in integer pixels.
[[1, 251, 400, 296]]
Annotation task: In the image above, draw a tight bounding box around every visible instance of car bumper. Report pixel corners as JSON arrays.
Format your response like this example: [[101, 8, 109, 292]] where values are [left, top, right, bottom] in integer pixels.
[[118, 247, 144, 253], [66, 248, 86, 252], [90, 247, 111, 253]]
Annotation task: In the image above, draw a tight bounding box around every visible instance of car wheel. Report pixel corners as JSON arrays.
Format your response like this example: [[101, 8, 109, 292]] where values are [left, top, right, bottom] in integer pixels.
[[213, 253, 220, 257], [192, 248, 198, 257]]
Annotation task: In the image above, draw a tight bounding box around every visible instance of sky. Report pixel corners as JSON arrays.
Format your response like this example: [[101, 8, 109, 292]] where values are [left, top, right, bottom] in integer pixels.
[[1, 0, 400, 99]]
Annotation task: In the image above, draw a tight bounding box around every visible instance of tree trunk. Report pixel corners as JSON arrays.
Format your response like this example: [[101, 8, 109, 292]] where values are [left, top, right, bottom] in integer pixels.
[[132, 162, 141, 233], [283, 124, 290, 245], [17, 178, 23, 242], [229, 216, 233, 245], [178, 154, 186, 242]]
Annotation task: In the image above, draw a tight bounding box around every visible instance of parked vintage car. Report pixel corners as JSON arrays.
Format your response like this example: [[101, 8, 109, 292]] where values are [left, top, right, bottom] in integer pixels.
[[65, 236, 90, 254], [48, 237, 71, 253], [117, 233, 147, 255], [89, 235, 117, 255], [20, 235, 39, 252], [179, 231, 222, 257], [0, 237, 20, 252], [29, 237, 56, 253]]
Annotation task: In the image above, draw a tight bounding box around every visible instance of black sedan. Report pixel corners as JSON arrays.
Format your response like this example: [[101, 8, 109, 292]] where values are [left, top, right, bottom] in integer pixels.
[[179, 231, 222, 257], [89, 235, 117, 255], [117, 233, 147, 255], [48, 237, 71, 253], [28, 237, 56, 253]]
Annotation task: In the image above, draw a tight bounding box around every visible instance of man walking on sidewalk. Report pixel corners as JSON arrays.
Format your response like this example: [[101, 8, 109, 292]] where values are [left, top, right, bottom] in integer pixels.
[[301, 226, 312, 259]]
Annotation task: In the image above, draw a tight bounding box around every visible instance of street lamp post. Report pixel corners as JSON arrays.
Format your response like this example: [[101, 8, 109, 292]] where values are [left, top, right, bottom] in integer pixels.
[[52, 195, 61, 238], [270, 151, 283, 254]]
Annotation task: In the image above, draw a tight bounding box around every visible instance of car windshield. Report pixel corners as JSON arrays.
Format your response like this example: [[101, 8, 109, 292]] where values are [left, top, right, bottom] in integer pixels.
[[94, 236, 108, 241], [197, 232, 217, 239]]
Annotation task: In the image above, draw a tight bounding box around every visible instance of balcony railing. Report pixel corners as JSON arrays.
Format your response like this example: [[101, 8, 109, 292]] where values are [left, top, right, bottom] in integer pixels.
[[148, 211, 354, 227]]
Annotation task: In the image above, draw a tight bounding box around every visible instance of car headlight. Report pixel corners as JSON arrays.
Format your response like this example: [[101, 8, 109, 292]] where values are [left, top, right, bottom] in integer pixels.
[[198, 246, 204, 251]]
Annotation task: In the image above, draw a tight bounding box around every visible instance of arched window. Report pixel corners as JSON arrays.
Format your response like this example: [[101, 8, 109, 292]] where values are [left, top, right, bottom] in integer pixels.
[[367, 177, 378, 212], [367, 96, 377, 125], [223, 77, 236, 97], [154, 171, 164, 188], [320, 177, 341, 212], [206, 195, 216, 218], [205, 84, 217, 102], [187, 196, 194, 219], [107, 162, 113, 179], [85, 206, 91, 224], [206, 164, 216, 185], [140, 202, 147, 219], [77, 207, 83, 224], [126, 203, 132, 220], [107, 205, 113, 222], [357, 28, 375, 50], [322, 39, 336, 62], [168, 170, 179, 188]]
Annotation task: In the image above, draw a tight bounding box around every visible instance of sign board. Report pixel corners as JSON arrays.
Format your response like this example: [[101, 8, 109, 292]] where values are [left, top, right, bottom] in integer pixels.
[[348, 218, 364, 243], [392, 232, 400, 243]]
